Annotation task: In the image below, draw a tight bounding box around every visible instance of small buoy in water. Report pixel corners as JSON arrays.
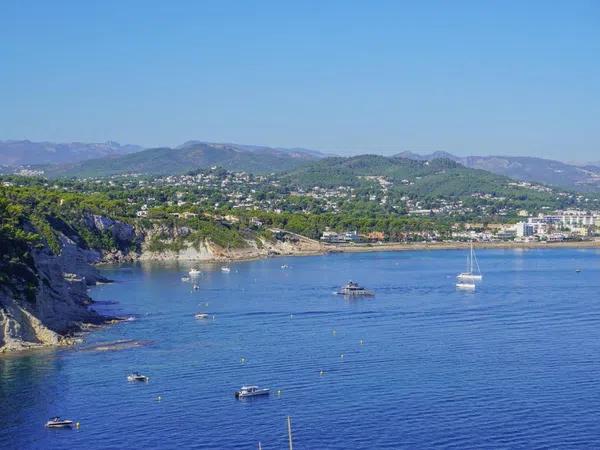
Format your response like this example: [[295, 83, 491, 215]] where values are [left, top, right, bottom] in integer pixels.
[[320, 370, 325, 376], [360, 339, 364, 345], [340, 354, 344, 359], [76, 422, 80, 429], [241, 357, 246, 364], [157, 396, 162, 401], [277, 390, 282, 396], [332, 329, 336, 336]]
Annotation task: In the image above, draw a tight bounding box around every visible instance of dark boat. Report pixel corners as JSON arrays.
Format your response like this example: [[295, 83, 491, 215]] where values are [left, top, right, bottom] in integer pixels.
[[127, 372, 149, 382]]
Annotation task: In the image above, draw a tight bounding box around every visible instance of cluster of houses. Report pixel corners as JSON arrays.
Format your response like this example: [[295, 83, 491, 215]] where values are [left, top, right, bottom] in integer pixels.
[[321, 210, 600, 244], [453, 210, 599, 242]]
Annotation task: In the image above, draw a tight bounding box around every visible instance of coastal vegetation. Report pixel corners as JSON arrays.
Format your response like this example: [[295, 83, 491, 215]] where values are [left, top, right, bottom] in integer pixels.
[[2, 154, 599, 258]]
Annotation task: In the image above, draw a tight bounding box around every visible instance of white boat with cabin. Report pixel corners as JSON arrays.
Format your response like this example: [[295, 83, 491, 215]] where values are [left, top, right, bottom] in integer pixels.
[[234, 385, 270, 398], [337, 281, 374, 297], [45, 417, 74, 428]]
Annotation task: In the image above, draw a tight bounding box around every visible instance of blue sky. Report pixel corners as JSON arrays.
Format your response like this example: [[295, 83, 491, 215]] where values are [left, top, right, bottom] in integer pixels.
[[1, 1, 599, 160]]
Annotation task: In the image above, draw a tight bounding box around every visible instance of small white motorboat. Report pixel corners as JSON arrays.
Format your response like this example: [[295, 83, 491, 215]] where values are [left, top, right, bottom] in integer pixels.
[[181, 276, 190, 282], [127, 372, 149, 382], [189, 268, 201, 276], [221, 266, 231, 273], [456, 281, 476, 291], [195, 313, 209, 319], [280, 264, 289, 269], [234, 385, 270, 399], [45, 417, 74, 428]]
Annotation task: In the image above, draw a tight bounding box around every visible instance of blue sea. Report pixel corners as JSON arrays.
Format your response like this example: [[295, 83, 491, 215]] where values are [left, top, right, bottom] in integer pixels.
[[2, 248, 600, 449]]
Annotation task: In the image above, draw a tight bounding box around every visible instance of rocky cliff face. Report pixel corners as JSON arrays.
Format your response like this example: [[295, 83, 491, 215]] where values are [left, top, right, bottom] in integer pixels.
[[139, 228, 325, 261], [0, 213, 322, 352], [0, 236, 109, 353]]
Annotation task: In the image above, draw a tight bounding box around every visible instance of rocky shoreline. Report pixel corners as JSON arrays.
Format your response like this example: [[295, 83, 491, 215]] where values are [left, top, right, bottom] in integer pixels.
[[0, 236, 118, 353], [125, 238, 600, 264]]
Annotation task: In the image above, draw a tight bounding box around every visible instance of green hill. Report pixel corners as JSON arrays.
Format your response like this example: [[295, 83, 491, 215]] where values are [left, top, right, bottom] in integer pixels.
[[283, 155, 508, 191], [281, 154, 575, 209]]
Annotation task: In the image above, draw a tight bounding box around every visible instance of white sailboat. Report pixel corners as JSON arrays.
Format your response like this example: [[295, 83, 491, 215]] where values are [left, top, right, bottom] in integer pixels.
[[456, 280, 476, 291], [457, 242, 482, 282]]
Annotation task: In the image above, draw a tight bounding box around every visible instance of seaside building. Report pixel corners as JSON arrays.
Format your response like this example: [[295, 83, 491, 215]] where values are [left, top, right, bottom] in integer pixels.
[[320, 230, 361, 244]]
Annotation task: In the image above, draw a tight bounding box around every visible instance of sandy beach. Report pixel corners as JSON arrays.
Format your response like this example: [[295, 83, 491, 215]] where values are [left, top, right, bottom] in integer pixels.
[[323, 240, 600, 254]]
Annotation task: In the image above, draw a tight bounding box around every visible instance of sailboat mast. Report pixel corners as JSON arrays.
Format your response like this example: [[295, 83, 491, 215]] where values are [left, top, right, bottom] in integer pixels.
[[470, 242, 474, 274], [465, 243, 470, 273]]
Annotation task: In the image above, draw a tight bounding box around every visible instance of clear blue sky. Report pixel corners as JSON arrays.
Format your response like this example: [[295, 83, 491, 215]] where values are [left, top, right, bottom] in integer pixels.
[[1, 1, 599, 160]]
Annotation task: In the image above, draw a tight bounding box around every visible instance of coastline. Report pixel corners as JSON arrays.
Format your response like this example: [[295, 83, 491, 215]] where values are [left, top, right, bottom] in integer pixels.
[[5, 239, 597, 355], [323, 239, 600, 254], [134, 240, 600, 266], [128, 239, 600, 265]]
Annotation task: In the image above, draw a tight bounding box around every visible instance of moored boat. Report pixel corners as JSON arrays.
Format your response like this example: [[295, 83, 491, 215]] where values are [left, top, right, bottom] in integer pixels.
[[221, 266, 231, 273], [45, 417, 74, 428], [337, 281, 374, 296], [127, 372, 149, 382], [457, 242, 483, 281], [456, 281, 476, 291], [195, 313, 209, 319], [234, 385, 270, 399], [189, 268, 201, 276]]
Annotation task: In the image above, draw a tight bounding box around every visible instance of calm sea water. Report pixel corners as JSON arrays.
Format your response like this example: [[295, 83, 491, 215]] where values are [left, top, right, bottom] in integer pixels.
[[2, 248, 600, 449]]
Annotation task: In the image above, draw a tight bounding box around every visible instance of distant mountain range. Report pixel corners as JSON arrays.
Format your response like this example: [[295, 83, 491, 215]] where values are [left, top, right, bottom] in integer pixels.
[[0, 140, 143, 166], [43, 141, 325, 177], [396, 151, 600, 192]]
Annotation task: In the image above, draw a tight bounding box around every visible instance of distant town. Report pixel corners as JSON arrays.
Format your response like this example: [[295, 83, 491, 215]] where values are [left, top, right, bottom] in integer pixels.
[[3, 166, 599, 247]]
